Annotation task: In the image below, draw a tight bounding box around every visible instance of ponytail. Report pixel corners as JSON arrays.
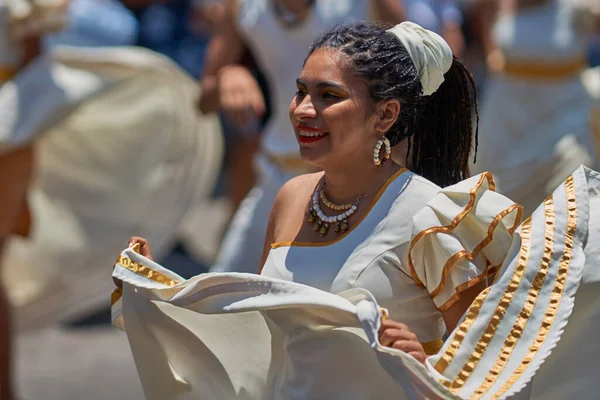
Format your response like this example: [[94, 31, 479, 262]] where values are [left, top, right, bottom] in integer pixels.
[[309, 23, 479, 188], [408, 57, 479, 187]]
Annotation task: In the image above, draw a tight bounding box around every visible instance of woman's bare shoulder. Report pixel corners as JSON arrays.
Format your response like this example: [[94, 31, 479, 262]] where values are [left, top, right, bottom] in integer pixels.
[[271, 172, 323, 216]]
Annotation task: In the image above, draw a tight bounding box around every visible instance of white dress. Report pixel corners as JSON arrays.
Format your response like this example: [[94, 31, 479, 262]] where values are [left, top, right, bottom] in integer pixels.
[[112, 166, 600, 399], [211, 0, 374, 274], [472, 0, 597, 215], [262, 167, 519, 350], [0, 47, 223, 329]]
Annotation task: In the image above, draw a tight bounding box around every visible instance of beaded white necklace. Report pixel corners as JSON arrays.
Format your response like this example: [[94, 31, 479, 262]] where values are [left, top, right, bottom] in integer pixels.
[[306, 168, 398, 236]]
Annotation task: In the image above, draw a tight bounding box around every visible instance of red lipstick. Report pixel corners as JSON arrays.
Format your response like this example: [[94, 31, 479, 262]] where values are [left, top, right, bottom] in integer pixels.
[[296, 124, 329, 144]]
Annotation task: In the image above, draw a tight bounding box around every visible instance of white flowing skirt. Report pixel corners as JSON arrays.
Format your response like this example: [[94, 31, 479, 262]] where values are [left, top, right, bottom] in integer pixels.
[[113, 166, 600, 399], [0, 46, 223, 329]]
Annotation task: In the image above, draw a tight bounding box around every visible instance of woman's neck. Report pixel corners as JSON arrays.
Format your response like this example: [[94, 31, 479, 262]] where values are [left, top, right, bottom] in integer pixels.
[[321, 161, 401, 205]]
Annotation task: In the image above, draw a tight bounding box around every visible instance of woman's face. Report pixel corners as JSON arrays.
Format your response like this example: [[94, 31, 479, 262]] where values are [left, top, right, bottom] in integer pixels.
[[289, 48, 383, 170]]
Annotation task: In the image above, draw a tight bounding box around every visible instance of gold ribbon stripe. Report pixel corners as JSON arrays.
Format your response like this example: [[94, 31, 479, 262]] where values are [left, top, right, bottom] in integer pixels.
[[435, 217, 533, 375], [117, 255, 180, 287], [447, 197, 553, 392], [436, 286, 493, 377], [472, 196, 556, 398], [493, 175, 577, 398]]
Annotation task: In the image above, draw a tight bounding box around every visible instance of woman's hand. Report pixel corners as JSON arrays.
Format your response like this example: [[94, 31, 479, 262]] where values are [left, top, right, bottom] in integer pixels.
[[128, 236, 154, 260], [378, 319, 427, 364], [113, 237, 153, 289]]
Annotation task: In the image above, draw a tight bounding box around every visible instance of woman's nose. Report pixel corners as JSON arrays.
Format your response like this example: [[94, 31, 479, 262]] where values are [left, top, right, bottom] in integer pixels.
[[294, 95, 317, 120]]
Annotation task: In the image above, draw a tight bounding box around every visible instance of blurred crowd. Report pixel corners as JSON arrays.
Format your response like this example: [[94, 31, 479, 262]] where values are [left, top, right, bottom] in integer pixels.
[[0, 0, 599, 399]]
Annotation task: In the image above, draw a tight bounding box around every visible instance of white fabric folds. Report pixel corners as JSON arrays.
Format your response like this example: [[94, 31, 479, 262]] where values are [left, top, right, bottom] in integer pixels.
[[113, 166, 600, 400], [386, 21, 453, 96], [1, 46, 223, 329]]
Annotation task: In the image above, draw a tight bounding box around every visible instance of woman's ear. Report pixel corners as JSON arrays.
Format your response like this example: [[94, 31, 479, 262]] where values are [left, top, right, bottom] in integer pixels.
[[374, 99, 401, 134]]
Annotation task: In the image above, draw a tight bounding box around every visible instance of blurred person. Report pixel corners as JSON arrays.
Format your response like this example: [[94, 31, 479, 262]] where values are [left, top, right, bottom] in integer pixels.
[[471, 0, 600, 216], [113, 21, 600, 399], [0, 0, 223, 338], [43, 0, 139, 48], [0, 2, 67, 398], [402, 0, 466, 57], [203, 0, 407, 274], [130, 0, 212, 77]]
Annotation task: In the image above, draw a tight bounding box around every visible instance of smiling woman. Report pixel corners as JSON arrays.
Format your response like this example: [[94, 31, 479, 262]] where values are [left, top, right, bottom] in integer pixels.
[[259, 21, 483, 358], [117, 20, 600, 400]]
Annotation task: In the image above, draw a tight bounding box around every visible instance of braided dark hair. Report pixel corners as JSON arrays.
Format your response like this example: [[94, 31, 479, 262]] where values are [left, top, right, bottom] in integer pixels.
[[306, 21, 478, 187]]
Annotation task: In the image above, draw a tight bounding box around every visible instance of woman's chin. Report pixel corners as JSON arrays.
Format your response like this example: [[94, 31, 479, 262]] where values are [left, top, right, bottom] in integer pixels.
[[298, 147, 327, 168]]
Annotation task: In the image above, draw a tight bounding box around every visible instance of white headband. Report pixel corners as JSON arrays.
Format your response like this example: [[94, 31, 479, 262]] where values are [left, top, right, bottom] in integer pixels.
[[386, 22, 453, 96]]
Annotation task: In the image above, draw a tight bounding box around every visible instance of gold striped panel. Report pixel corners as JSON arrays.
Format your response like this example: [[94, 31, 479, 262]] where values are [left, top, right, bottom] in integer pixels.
[[492, 175, 577, 398], [446, 198, 553, 392], [435, 218, 533, 375], [471, 196, 556, 397]]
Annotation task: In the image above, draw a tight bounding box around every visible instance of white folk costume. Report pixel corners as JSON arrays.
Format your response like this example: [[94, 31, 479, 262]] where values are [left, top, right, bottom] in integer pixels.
[[472, 0, 598, 216], [112, 165, 600, 400], [0, 0, 69, 237], [0, 46, 223, 329], [211, 0, 379, 274]]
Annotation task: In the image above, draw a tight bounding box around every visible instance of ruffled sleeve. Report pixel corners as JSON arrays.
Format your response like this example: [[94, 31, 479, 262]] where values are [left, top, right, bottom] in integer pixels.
[[407, 172, 523, 311]]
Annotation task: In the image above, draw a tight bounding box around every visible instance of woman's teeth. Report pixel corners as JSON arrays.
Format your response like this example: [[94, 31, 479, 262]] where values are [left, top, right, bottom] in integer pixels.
[[299, 130, 327, 137]]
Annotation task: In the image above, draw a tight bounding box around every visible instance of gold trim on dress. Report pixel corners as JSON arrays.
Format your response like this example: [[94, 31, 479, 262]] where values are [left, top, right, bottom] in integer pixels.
[[116, 255, 180, 287], [438, 262, 498, 313], [471, 196, 556, 398], [429, 203, 523, 303], [407, 172, 496, 288], [493, 175, 577, 399], [501, 56, 588, 80], [270, 168, 408, 249], [435, 286, 493, 375], [421, 339, 445, 356], [446, 196, 553, 392], [111, 287, 123, 306], [434, 217, 533, 375]]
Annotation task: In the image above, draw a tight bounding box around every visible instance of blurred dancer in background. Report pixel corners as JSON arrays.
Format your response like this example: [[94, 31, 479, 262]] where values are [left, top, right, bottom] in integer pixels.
[[0, 4, 223, 398], [472, 0, 599, 215], [0, 2, 67, 398], [205, 0, 407, 274], [402, 0, 465, 57]]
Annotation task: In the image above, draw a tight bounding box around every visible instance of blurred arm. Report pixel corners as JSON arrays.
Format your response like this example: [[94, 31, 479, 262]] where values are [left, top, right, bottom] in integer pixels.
[[472, 0, 499, 56], [372, 0, 407, 24], [440, 0, 466, 58], [198, 0, 246, 114]]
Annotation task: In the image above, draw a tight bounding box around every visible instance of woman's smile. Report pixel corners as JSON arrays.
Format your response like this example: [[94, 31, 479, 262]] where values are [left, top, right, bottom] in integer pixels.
[[297, 124, 329, 143]]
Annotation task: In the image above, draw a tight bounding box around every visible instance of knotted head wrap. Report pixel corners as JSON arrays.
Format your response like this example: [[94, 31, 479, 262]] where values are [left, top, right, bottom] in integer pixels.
[[386, 22, 453, 96]]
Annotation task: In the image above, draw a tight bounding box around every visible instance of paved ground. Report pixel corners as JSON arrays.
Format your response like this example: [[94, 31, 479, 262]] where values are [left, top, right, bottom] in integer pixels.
[[16, 325, 145, 400], [11, 197, 228, 399], [13, 233, 216, 400]]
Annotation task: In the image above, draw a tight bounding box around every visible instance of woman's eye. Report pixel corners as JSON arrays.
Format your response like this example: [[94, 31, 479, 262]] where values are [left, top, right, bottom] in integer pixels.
[[322, 92, 340, 99]]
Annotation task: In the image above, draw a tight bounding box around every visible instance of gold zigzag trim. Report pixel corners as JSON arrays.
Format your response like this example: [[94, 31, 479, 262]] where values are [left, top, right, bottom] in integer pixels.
[[408, 173, 496, 288], [431, 203, 523, 307]]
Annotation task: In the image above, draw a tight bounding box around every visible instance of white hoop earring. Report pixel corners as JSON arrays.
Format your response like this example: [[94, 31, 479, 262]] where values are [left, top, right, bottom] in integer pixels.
[[373, 136, 391, 167]]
